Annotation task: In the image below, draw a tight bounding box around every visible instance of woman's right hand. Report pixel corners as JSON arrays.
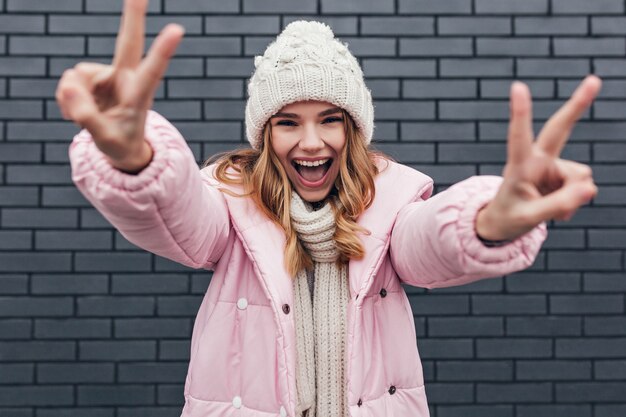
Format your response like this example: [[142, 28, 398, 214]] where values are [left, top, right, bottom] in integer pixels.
[[55, 0, 184, 173]]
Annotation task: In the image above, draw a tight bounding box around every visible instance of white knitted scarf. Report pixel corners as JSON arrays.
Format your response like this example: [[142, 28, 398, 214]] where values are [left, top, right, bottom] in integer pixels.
[[290, 192, 349, 417]]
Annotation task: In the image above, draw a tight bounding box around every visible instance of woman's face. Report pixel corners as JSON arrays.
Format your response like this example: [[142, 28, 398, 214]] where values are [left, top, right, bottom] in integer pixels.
[[270, 100, 346, 203]]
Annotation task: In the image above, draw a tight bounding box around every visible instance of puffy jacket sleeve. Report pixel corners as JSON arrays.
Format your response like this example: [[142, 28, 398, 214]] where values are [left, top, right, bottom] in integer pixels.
[[69, 109, 231, 270], [389, 175, 547, 289]]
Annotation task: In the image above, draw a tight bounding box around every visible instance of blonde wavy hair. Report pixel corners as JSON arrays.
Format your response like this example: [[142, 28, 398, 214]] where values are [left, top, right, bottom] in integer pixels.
[[203, 109, 388, 277]]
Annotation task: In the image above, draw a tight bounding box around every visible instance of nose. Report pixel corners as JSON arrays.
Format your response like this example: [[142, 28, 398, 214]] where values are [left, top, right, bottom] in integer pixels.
[[298, 125, 324, 153]]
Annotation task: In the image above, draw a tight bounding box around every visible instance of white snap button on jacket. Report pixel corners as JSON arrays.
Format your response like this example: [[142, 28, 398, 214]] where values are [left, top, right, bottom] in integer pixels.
[[232, 396, 242, 409], [237, 298, 248, 310], [280, 405, 287, 417]]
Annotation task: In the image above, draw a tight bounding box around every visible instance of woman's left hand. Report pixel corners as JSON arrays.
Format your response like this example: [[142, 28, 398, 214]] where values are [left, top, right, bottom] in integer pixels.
[[475, 75, 602, 242]]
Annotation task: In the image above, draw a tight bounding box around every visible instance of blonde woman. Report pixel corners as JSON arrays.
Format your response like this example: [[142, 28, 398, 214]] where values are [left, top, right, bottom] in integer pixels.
[[55, 0, 600, 416]]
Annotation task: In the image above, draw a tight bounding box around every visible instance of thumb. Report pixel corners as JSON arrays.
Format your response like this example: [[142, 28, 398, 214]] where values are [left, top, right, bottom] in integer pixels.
[[61, 72, 108, 138]]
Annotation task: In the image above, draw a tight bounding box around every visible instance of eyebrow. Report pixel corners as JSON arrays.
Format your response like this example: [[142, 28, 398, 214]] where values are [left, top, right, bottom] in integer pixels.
[[271, 107, 342, 119]]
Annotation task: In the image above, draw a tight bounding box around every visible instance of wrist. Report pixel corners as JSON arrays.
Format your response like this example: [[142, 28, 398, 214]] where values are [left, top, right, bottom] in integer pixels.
[[106, 140, 154, 175], [475, 204, 512, 242]]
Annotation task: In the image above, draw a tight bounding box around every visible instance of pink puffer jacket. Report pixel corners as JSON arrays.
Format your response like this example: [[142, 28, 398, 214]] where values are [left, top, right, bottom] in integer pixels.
[[69, 110, 547, 417]]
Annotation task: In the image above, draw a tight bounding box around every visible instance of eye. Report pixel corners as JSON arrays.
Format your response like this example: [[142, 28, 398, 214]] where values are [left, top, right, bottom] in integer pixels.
[[275, 120, 297, 127], [322, 117, 343, 124]]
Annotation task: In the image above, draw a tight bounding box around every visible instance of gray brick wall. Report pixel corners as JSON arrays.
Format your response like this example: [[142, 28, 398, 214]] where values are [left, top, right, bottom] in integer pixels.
[[0, 0, 625, 416]]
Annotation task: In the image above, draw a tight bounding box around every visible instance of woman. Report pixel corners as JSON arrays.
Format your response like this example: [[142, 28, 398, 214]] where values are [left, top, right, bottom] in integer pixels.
[[55, 0, 600, 416]]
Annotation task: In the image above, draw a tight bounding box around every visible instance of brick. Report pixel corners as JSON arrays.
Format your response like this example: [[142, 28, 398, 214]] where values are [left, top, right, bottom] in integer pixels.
[[595, 360, 626, 379], [556, 338, 626, 358], [595, 59, 626, 77], [472, 295, 546, 315], [400, 38, 472, 56], [38, 409, 115, 417], [168, 80, 243, 99], [2, 208, 77, 228], [10, 36, 84, 56], [0, 230, 32, 250], [0, 58, 46, 76], [477, 339, 552, 358], [78, 385, 154, 406], [480, 79, 554, 99], [518, 405, 592, 417], [244, 0, 315, 13], [8, 121, 80, 141], [416, 165, 476, 184], [589, 230, 626, 248], [0, 297, 73, 317], [595, 100, 626, 119], [370, 101, 435, 120], [584, 273, 626, 292], [517, 360, 591, 380], [505, 272, 581, 292], [438, 143, 505, 161], [562, 80, 626, 99], [0, 275, 28, 295], [115, 318, 191, 338], [441, 59, 513, 77], [477, 382, 552, 403], [555, 38, 626, 57], [0, 100, 42, 119], [592, 17, 626, 35], [77, 296, 154, 317], [0, 14, 44, 33], [7, 0, 81, 12], [42, 186, 90, 206], [204, 16, 278, 34], [156, 296, 202, 316], [475, 0, 548, 14], [0, 253, 71, 272], [118, 407, 181, 417], [89, 36, 241, 57], [0, 341, 75, 360], [595, 405, 626, 417], [35, 231, 111, 250], [283, 16, 358, 36], [157, 384, 184, 405], [0, 364, 33, 383], [205, 58, 255, 77], [0, 386, 73, 406], [7, 165, 71, 185], [477, 38, 550, 56], [37, 363, 114, 383], [408, 295, 469, 315], [165, 0, 237, 12], [341, 37, 396, 57], [374, 143, 434, 163], [428, 317, 503, 337], [0, 186, 38, 207], [439, 405, 514, 417], [174, 122, 241, 141], [74, 253, 151, 273], [0, 319, 31, 338], [404, 80, 477, 99], [80, 340, 156, 361], [87, 0, 161, 13], [594, 186, 626, 205], [399, 0, 472, 14], [506, 317, 582, 336], [362, 17, 434, 35], [32, 274, 108, 295], [552, 0, 624, 14], [437, 361, 512, 381], [439, 17, 511, 35], [0, 144, 40, 162], [548, 250, 621, 271], [413, 339, 474, 359], [423, 383, 474, 403], [401, 122, 475, 141], [362, 59, 436, 77], [556, 382, 626, 402], [550, 294, 624, 314], [591, 165, 626, 184], [517, 59, 590, 77], [515, 17, 588, 35], [190, 273, 213, 294], [366, 79, 400, 99], [10, 79, 59, 98], [35, 318, 110, 339], [159, 340, 190, 360], [322, 0, 393, 14], [584, 317, 626, 336], [112, 274, 188, 294], [152, 101, 202, 120], [118, 362, 188, 382], [566, 208, 626, 227]]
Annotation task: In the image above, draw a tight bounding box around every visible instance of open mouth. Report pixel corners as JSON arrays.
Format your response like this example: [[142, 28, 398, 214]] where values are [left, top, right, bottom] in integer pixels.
[[291, 158, 333, 186]]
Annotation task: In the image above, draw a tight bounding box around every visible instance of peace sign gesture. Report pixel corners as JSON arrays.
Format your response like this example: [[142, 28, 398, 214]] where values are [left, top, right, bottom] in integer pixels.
[[55, 0, 184, 173], [475, 75, 602, 242]]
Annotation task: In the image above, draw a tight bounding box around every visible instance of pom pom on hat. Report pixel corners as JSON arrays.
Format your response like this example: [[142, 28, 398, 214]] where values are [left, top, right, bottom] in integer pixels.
[[245, 20, 374, 150]]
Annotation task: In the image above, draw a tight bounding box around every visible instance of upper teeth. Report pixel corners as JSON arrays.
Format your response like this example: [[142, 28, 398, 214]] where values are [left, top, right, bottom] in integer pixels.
[[294, 159, 329, 167]]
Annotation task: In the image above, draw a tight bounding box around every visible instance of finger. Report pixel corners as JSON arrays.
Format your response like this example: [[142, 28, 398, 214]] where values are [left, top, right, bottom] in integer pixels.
[[506, 81, 534, 167], [524, 179, 597, 224], [536, 75, 602, 157], [57, 70, 109, 136], [134, 23, 184, 105], [73, 62, 116, 90], [113, 0, 148, 69], [555, 158, 593, 182]]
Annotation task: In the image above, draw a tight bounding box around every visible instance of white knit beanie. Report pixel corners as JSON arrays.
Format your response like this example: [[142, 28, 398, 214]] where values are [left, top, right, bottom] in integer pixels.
[[245, 20, 374, 150]]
